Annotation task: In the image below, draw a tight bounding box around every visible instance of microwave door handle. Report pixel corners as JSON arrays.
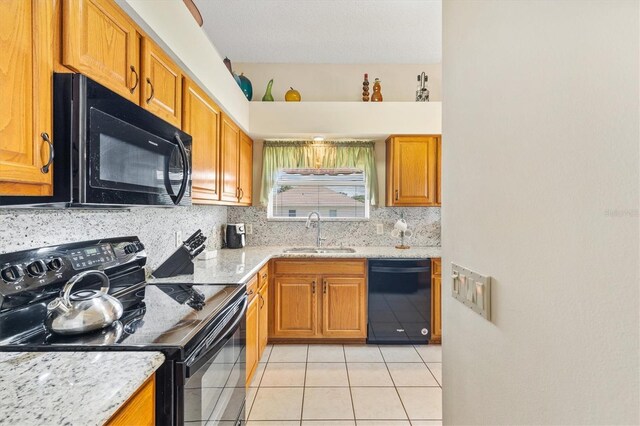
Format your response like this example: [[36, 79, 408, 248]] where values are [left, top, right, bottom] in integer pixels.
[[171, 133, 190, 205]]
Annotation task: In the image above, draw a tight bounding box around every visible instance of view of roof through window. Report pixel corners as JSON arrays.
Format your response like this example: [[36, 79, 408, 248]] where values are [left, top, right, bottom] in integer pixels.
[[268, 168, 369, 219]]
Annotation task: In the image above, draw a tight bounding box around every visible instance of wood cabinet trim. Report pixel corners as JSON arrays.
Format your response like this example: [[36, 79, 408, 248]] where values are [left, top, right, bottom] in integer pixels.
[[106, 374, 155, 426]]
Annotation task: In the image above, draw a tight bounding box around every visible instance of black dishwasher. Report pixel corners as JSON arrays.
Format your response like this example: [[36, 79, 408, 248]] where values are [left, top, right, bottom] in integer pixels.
[[367, 259, 432, 344]]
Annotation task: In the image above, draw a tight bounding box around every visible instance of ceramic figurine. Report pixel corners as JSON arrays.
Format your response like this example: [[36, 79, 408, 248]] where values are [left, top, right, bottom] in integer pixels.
[[262, 79, 274, 101], [371, 78, 383, 102], [238, 73, 253, 101], [362, 73, 370, 101], [285, 87, 301, 101]]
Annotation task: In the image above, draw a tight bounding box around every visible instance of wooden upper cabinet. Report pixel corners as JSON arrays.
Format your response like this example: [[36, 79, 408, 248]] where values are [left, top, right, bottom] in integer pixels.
[[183, 79, 220, 203], [141, 38, 182, 127], [272, 275, 318, 338], [0, 1, 54, 196], [321, 277, 366, 339], [238, 132, 253, 206], [386, 135, 440, 206], [220, 113, 240, 203], [62, 0, 140, 103]]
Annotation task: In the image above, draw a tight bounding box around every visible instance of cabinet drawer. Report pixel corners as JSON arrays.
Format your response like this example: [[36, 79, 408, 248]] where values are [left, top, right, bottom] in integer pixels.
[[247, 274, 258, 302], [258, 264, 269, 289], [274, 260, 365, 276], [432, 258, 441, 276]]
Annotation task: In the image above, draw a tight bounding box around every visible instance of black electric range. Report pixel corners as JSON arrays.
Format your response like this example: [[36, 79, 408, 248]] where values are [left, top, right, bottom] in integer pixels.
[[0, 237, 247, 426]]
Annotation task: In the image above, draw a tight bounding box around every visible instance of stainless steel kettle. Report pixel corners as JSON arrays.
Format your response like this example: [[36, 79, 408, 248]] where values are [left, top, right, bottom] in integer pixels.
[[45, 270, 123, 335]]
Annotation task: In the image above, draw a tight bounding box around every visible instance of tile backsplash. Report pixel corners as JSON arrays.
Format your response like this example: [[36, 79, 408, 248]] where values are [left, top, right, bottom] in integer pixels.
[[227, 206, 441, 247], [0, 206, 227, 269]]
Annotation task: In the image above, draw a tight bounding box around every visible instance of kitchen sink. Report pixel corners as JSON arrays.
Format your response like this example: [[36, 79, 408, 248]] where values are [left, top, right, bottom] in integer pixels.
[[283, 247, 356, 254]]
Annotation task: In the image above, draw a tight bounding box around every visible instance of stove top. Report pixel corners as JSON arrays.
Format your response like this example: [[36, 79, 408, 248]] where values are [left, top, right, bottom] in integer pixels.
[[0, 237, 245, 359]]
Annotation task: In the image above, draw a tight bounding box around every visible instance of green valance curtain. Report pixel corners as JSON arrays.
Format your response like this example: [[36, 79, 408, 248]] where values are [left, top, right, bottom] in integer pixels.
[[259, 140, 379, 206]]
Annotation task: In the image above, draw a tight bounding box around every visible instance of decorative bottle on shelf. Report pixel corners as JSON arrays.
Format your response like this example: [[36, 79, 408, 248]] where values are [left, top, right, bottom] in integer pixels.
[[371, 78, 383, 102], [262, 79, 274, 101], [362, 73, 370, 101], [415, 72, 430, 102]]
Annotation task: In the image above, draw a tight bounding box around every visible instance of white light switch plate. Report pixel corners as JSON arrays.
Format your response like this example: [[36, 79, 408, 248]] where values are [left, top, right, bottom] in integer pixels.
[[376, 224, 384, 235], [246, 223, 253, 235], [451, 263, 491, 321]]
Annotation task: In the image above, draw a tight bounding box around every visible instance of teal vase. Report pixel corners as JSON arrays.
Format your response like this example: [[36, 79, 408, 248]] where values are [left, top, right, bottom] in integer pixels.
[[262, 79, 274, 101], [239, 73, 253, 101]]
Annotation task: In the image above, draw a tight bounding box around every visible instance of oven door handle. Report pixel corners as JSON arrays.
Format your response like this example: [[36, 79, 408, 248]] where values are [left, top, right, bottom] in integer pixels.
[[184, 296, 247, 377], [170, 132, 190, 205]]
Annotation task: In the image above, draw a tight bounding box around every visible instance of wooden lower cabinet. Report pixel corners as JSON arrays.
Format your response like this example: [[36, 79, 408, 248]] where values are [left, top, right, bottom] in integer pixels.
[[245, 295, 259, 385], [107, 374, 155, 426], [258, 281, 269, 356], [270, 260, 367, 341], [430, 258, 442, 344], [273, 275, 318, 338]]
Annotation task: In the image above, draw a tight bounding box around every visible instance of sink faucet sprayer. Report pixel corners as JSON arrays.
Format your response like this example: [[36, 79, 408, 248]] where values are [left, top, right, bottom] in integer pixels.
[[305, 211, 326, 247]]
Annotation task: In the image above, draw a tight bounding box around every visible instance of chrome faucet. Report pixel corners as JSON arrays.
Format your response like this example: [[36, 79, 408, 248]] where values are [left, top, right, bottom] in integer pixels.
[[305, 211, 326, 247]]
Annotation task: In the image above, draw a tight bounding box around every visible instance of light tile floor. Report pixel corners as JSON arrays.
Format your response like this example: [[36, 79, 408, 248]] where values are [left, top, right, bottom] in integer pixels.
[[247, 344, 442, 426]]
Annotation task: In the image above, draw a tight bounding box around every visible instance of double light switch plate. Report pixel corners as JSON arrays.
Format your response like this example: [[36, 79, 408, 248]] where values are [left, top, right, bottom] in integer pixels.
[[451, 263, 491, 321]]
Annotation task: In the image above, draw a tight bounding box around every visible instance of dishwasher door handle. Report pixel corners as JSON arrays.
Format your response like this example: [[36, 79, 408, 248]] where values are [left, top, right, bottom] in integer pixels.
[[370, 266, 431, 273]]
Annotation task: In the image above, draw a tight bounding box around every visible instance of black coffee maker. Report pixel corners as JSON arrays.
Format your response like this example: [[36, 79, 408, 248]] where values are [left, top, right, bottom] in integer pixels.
[[225, 223, 246, 249]]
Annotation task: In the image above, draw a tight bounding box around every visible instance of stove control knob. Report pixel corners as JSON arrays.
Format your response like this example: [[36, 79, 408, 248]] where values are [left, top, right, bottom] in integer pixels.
[[134, 242, 145, 252], [26, 260, 48, 277], [47, 258, 63, 271], [1, 265, 24, 283], [124, 244, 136, 254]]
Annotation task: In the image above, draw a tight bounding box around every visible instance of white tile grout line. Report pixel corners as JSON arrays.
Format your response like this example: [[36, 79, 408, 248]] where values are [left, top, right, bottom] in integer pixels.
[[382, 345, 413, 422], [299, 344, 309, 425], [344, 344, 358, 422]]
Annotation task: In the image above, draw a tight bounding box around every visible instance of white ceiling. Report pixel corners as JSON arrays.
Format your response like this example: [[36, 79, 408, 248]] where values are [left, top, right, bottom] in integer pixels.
[[194, 0, 441, 64]]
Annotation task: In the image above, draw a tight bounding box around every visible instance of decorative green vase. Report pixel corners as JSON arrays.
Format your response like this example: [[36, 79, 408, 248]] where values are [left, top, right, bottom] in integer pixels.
[[262, 79, 274, 101]]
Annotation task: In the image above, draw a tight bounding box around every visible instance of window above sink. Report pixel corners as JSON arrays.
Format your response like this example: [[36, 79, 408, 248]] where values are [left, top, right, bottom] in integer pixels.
[[267, 168, 370, 221]]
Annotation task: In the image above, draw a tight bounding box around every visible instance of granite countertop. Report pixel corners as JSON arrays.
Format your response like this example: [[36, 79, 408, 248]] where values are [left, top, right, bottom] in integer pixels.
[[149, 245, 442, 285], [0, 351, 164, 426]]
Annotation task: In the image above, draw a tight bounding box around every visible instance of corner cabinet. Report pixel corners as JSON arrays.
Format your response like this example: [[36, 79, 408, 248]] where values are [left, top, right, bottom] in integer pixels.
[[0, 1, 54, 196], [386, 135, 441, 207], [220, 113, 253, 206], [62, 0, 140, 103], [183, 78, 221, 203], [270, 259, 367, 341]]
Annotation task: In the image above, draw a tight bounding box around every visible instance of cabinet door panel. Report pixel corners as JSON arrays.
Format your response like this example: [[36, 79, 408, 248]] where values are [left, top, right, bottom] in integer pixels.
[[430, 258, 442, 344], [183, 79, 220, 203], [0, 1, 54, 195], [246, 297, 259, 385], [220, 114, 240, 203], [321, 277, 366, 338], [387, 136, 439, 206], [62, 0, 139, 102], [238, 132, 253, 205], [142, 39, 182, 127], [258, 283, 269, 358], [273, 276, 317, 338]]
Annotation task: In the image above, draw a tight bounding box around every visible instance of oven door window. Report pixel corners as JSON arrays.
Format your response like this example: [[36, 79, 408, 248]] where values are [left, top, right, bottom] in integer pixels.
[[88, 108, 186, 196], [183, 324, 245, 425]]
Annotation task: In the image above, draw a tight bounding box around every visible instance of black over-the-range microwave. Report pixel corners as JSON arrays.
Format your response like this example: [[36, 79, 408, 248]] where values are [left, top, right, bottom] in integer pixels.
[[1, 73, 193, 208]]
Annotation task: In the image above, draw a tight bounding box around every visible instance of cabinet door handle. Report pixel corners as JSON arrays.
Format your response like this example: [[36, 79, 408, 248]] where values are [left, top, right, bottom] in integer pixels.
[[395, 189, 399, 201], [129, 65, 139, 94], [312, 281, 316, 294], [40, 132, 54, 174], [323, 281, 327, 294], [239, 188, 244, 200], [258, 293, 264, 308], [262, 273, 268, 281], [145, 78, 155, 103]]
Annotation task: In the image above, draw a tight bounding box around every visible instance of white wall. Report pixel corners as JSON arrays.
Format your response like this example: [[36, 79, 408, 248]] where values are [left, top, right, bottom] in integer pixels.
[[234, 63, 441, 102], [442, 1, 639, 425]]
